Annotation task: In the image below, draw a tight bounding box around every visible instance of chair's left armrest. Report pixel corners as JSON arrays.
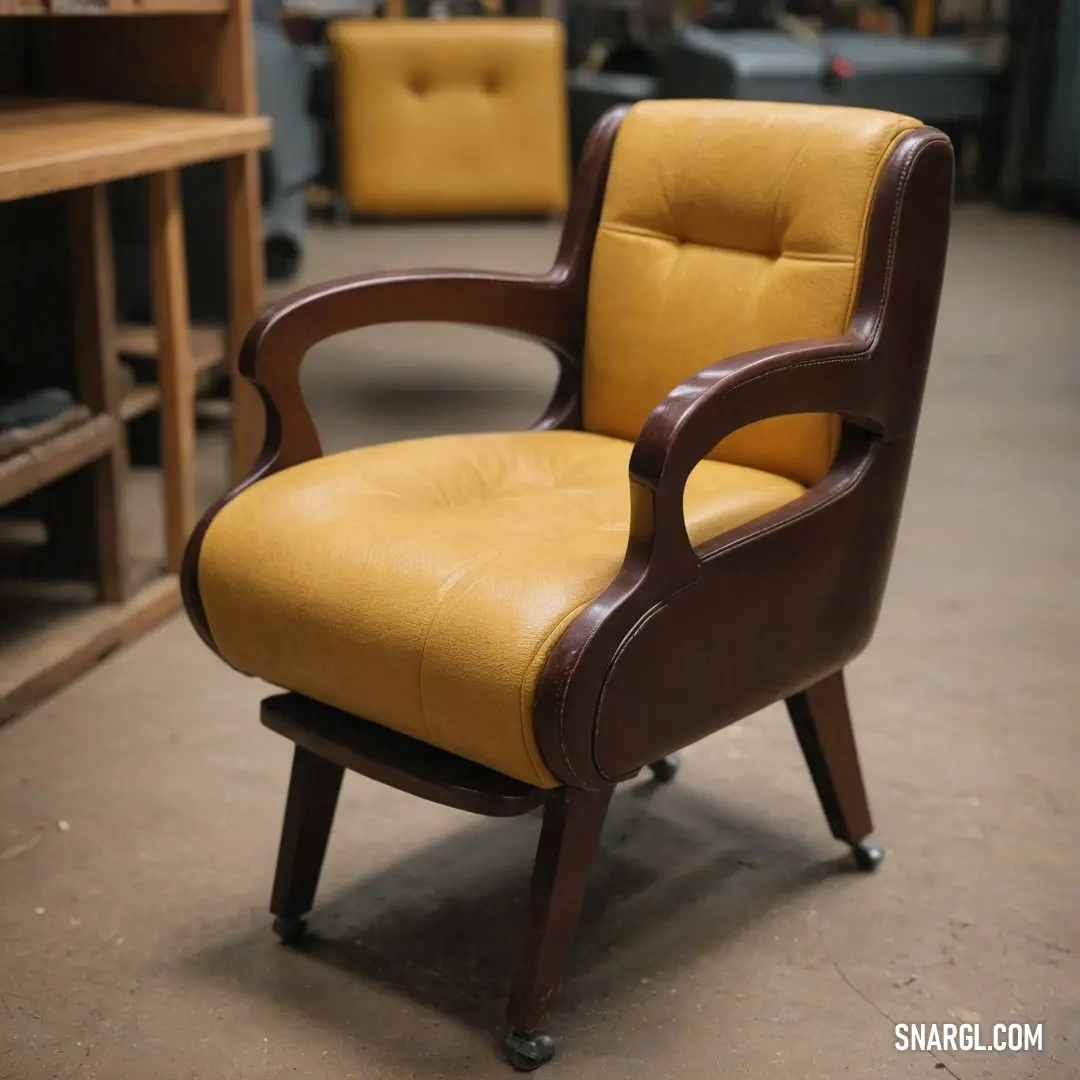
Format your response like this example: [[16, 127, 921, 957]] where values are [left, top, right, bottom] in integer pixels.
[[241, 268, 578, 473], [181, 268, 579, 656], [626, 333, 887, 579]]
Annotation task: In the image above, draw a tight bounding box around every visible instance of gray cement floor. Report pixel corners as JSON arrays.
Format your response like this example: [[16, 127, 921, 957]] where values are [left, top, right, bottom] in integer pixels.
[[2, 208, 1079, 1080]]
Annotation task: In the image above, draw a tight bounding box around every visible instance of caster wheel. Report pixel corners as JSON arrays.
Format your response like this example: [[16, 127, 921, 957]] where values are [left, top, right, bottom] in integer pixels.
[[649, 755, 680, 783], [272, 915, 307, 944], [505, 1030, 556, 1072], [852, 843, 885, 872]]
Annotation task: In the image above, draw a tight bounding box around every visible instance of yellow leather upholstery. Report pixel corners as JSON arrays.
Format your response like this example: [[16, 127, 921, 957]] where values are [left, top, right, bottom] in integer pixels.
[[583, 100, 921, 486], [329, 19, 569, 217], [199, 431, 804, 787]]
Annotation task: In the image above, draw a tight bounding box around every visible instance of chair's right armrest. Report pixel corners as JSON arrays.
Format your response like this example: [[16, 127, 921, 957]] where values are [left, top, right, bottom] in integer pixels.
[[625, 333, 886, 584]]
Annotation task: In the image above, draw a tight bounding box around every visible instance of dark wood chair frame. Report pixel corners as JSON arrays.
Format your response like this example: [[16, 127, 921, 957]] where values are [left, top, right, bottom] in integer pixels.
[[181, 107, 955, 1070]]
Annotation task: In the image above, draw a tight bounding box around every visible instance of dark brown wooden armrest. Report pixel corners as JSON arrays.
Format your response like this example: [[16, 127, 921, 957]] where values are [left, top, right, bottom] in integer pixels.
[[625, 333, 887, 579], [235, 109, 631, 478], [240, 270, 579, 473]]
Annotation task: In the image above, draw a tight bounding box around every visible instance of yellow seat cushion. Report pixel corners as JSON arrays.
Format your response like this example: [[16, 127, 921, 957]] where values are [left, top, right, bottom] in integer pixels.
[[198, 431, 804, 787], [584, 100, 922, 486], [329, 19, 569, 217]]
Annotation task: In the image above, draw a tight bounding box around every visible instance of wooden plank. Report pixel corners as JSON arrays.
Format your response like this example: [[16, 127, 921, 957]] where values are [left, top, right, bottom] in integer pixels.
[[116, 323, 227, 420], [68, 184, 129, 602], [0, 574, 181, 725], [148, 168, 196, 574], [116, 323, 226, 367], [0, 414, 118, 508], [225, 152, 266, 481], [0, 99, 270, 203], [119, 385, 161, 423]]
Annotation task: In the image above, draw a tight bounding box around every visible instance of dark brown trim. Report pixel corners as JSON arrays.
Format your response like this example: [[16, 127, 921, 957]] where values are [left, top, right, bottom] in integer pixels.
[[261, 693, 548, 817], [533, 127, 955, 788], [179, 106, 629, 656]]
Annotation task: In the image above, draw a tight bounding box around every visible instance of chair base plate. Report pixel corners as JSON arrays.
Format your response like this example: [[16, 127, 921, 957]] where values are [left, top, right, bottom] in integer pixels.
[[261, 692, 548, 818]]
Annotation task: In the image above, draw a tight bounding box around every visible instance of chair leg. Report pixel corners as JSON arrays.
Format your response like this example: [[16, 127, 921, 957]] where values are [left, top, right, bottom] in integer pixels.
[[269, 744, 345, 943], [785, 670, 884, 872], [505, 785, 613, 1070]]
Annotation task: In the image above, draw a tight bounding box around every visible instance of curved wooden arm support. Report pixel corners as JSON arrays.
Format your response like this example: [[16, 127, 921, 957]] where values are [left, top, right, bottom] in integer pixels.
[[241, 270, 579, 476], [626, 332, 883, 582]]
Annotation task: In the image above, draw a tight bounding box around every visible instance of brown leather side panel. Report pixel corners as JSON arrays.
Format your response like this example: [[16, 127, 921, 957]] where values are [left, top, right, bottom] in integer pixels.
[[593, 433, 915, 778]]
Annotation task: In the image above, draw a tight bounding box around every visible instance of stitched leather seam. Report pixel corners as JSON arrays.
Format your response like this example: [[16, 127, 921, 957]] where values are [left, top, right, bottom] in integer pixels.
[[598, 222, 861, 266]]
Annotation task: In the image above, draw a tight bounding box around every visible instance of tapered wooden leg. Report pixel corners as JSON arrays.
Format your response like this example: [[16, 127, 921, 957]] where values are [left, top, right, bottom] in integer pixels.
[[269, 745, 344, 942], [505, 785, 612, 1067], [786, 670, 881, 869]]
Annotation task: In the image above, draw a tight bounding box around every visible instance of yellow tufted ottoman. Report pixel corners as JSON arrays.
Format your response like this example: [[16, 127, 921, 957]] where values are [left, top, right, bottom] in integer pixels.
[[329, 18, 570, 218]]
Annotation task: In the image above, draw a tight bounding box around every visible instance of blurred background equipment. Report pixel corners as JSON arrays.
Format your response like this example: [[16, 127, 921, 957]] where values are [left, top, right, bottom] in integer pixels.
[[567, 0, 1003, 179]]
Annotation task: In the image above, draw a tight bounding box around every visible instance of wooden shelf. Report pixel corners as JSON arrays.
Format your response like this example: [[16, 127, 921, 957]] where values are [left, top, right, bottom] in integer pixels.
[[117, 323, 227, 421], [0, 573, 180, 724], [0, 0, 229, 14], [0, 3, 266, 719], [0, 413, 118, 508], [0, 98, 271, 203]]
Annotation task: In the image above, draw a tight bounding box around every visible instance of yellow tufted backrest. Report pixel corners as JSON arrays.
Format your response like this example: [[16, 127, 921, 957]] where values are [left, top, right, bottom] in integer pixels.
[[582, 100, 922, 486]]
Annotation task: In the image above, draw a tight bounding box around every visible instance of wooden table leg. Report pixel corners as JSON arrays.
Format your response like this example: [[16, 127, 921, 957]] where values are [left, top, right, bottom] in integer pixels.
[[148, 168, 197, 574], [69, 185, 129, 602], [225, 151, 266, 483]]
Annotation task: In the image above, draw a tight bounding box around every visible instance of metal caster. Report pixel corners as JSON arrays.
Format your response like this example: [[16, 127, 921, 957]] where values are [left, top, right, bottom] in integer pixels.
[[505, 1030, 556, 1071], [272, 915, 307, 944], [649, 755, 680, 783], [852, 843, 885, 872]]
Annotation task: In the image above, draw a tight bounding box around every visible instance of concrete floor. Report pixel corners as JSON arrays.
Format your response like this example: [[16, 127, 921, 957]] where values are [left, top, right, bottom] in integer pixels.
[[2, 208, 1079, 1080]]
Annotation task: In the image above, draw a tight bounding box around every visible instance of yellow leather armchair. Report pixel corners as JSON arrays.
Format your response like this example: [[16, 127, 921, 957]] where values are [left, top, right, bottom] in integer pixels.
[[182, 101, 954, 1070]]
